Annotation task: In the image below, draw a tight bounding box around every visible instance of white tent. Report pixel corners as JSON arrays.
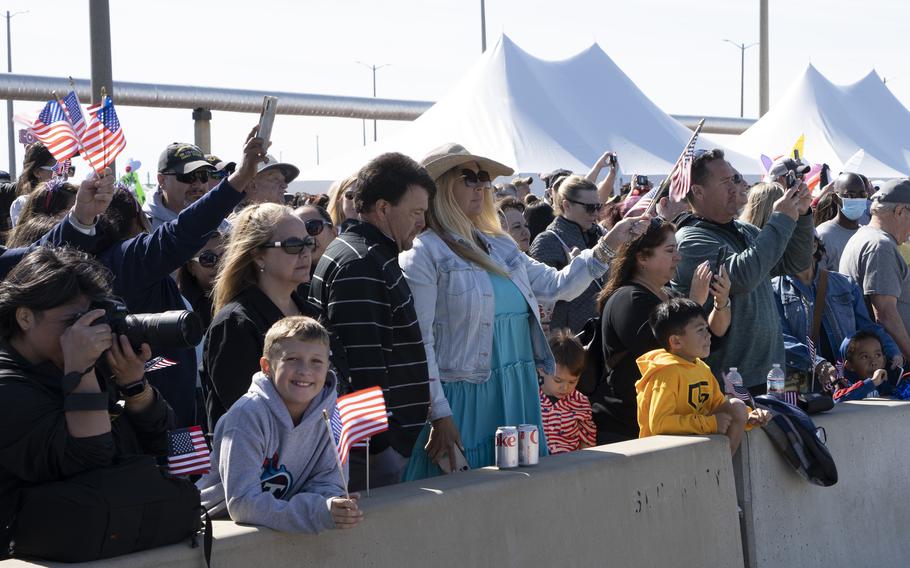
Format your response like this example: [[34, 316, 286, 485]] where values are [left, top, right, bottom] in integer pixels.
[[731, 64, 908, 178], [301, 35, 757, 185]]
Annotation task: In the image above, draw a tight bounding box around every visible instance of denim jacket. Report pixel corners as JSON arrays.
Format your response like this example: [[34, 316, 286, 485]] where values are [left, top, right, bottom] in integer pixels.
[[771, 265, 898, 373], [399, 229, 608, 420]]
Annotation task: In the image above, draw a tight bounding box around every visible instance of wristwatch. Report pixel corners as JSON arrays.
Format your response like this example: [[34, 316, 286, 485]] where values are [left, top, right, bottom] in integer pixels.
[[117, 379, 147, 398]]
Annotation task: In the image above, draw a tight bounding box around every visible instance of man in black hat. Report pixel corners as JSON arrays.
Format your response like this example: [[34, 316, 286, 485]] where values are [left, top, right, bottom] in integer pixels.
[[840, 179, 910, 362], [144, 143, 216, 232]]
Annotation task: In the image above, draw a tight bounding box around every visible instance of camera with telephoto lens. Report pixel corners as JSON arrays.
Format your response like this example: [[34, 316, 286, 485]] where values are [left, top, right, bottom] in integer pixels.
[[89, 298, 204, 351]]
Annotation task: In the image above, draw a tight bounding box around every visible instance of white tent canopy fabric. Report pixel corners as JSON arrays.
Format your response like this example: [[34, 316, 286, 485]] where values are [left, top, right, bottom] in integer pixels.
[[731, 64, 909, 179], [301, 35, 756, 183]]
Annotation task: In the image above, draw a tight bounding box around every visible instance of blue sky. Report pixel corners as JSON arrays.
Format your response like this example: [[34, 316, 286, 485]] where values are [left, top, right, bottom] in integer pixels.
[[5, 0, 908, 181]]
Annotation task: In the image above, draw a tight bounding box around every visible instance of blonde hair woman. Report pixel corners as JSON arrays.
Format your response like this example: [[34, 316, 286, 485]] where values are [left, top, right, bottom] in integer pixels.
[[203, 202, 318, 427], [740, 182, 784, 228], [398, 143, 647, 480], [326, 175, 358, 231]]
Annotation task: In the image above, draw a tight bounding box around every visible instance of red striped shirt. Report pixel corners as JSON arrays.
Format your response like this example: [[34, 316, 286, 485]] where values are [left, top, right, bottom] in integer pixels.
[[539, 388, 596, 454]]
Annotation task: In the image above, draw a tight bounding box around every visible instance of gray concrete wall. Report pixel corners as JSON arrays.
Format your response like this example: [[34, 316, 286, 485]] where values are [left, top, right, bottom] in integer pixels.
[[736, 399, 910, 568], [3, 435, 743, 568]]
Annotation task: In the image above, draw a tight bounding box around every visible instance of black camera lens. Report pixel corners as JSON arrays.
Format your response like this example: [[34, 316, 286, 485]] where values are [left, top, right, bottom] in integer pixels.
[[123, 310, 204, 350]]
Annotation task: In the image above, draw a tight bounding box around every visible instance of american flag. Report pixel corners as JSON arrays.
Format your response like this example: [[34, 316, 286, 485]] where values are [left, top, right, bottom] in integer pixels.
[[144, 356, 177, 372], [722, 371, 754, 406], [669, 135, 698, 203], [80, 96, 126, 172], [780, 391, 799, 406], [31, 100, 80, 162], [623, 187, 658, 218], [60, 90, 86, 138], [166, 425, 210, 476], [331, 386, 389, 465]]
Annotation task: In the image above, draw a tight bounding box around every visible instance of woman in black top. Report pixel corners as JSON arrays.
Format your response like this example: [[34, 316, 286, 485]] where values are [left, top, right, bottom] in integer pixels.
[[203, 203, 317, 428], [0, 248, 173, 551], [592, 218, 731, 443]]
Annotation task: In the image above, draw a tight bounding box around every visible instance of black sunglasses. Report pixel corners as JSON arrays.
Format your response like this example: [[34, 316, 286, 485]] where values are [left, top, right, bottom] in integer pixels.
[[192, 250, 221, 268], [343, 190, 354, 200], [259, 236, 317, 255], [731, 173, 744, 185], [460, 169, 492, 187], [565, 198, 603, 214], [305, 219, 333, 237], [173, 170, 209, 184]]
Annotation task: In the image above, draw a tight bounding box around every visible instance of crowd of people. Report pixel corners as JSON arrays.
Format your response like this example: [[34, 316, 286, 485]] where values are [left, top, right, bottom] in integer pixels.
[[1, 127, 908, 559]]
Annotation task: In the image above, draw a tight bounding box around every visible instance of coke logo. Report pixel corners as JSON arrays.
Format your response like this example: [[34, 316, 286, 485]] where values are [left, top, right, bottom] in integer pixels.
[[519, 430, 538, 444], [497, 434, 517, 447]]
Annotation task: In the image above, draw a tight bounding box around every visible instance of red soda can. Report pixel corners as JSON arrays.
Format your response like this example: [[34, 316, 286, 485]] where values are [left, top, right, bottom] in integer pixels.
[[495, 426, 519, 469], [518, 424, 539, 466]]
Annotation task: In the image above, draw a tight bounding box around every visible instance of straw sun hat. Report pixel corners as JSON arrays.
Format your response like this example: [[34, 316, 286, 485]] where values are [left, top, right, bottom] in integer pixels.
[[420, 143, 514, 181]]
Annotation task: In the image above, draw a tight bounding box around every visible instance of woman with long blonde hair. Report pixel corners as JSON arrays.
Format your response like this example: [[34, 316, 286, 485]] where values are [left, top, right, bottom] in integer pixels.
[[399, 143, 647, 479], [326, 175, 358, 232], [203, 202, 318, 427], [740, 182, 783, 228]]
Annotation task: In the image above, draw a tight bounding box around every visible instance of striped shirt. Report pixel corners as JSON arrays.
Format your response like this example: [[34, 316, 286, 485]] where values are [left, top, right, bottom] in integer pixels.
[[309, 220, 430, 457], [539, 388, 596, 454]]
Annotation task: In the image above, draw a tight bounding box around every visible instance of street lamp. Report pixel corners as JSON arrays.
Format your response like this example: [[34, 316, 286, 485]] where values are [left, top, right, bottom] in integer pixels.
[[356, 61, 390, 142], [723, 39, 758, 118], [3, 10, 26, 177]]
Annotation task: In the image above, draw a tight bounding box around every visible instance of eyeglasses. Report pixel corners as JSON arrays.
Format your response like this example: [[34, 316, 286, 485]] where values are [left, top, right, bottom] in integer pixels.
[[565, 198, 603, 214], [343, 190, 354, 200], [732, 173, 744, 185], [460, 169, 492, 188], [305, 219, 333, 237], [172, 170, 210, 184], [192, 250, 221, 268], [259, 236, 317, 255]]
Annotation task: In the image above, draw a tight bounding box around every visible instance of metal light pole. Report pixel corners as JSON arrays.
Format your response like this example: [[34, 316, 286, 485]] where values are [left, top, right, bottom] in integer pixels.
[[480, 0, 487, 53], [759, 0, 769, 116], [3, 10, 25, 177], [356, 62, 389, 142], [723, 39, 758, 118]]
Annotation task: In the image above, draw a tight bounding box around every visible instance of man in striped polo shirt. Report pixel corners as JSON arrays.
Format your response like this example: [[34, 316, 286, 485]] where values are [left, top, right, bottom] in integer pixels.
[[309, 153, 436, 491]]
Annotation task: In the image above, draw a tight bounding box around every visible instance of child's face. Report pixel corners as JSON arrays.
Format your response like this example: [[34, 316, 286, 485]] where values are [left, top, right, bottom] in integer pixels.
[[541, 364, 581, 399], [847, 337, 885, 378], [669, 316, 711, 361], [260, 338, 329, 419]]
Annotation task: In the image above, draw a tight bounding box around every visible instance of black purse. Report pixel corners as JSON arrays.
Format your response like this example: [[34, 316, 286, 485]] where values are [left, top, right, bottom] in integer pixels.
[[797, 392, 834, 415]]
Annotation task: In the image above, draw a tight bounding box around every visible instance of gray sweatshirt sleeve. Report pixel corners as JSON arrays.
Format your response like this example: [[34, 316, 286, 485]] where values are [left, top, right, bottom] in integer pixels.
[[219, 426, 338, 534], [675, 213, 797, 297]]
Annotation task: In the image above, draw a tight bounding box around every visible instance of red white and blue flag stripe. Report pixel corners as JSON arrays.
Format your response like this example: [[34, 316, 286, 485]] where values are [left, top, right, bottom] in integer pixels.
[[60, 90, 86, 138], [80, 96, 126, 171], [331, 386, 389, 465], [166, 425, 210, 476], [144, 356, 177, 372], [31, 100, 79, 162]]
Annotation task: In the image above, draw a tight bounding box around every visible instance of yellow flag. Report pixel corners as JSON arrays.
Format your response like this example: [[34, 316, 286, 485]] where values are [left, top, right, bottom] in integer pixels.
[[792, 134, 804, 160]]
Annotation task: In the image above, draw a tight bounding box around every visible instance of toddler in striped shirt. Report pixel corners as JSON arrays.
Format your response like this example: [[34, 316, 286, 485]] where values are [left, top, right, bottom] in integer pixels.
[[539, 330, 597, 454]]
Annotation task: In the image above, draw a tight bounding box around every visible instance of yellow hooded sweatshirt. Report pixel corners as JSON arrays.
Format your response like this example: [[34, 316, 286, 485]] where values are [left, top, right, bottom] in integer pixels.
[[635, 349, 725, 438]]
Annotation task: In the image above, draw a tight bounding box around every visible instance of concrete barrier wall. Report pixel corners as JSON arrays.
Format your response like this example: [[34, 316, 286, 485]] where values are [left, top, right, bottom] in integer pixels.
[[735, 399, 910, 568], [3, 435, 743, 568]]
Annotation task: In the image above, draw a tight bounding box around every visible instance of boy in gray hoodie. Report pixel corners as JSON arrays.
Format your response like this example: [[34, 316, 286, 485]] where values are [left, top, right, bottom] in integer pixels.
[[197, 316, 363, 533]]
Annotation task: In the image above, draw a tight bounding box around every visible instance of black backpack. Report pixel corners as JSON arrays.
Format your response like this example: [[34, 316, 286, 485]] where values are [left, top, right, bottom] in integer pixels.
[[12, 455, 204, 562], [753, 395, 838, 487]]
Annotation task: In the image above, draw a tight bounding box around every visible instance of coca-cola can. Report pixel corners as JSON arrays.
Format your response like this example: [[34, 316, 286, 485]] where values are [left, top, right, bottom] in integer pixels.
[[495, 426, 519, 469], [518, 424, 539, 466]]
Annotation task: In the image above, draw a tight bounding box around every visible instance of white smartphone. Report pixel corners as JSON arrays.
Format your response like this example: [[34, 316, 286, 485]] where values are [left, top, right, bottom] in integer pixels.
[[438, 445, 471, 474], [257, 96, 278, 148]]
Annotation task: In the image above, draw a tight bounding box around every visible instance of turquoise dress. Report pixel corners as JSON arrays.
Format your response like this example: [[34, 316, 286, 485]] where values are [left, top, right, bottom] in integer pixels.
[[402, 273, 548, 480]]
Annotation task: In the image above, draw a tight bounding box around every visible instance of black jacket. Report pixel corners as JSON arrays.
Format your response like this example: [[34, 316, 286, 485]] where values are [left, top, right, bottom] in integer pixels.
[[203, 286, 318, 429], [0, 341, 175, 549]]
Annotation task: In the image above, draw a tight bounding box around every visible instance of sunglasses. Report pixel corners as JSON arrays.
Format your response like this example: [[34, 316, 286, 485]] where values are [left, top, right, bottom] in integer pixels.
[[731, 173, 744, 185], [460, 169, 492, 188], [305, 219, 333, 237], [173, 170, 210, 184], [192, 250, 221, 268], [565, 198, 603, 214], [260, 236, 317, 255], [343, 190, 354, 200]]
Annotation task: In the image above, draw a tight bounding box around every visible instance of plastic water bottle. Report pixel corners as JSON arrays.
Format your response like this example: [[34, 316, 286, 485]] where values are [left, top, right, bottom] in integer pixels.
[[766, 364, 785, 399], [725, 368, 744, 396]]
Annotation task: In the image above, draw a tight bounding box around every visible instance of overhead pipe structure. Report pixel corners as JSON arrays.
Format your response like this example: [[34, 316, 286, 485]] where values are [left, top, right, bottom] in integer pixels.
[[0, 73, 756, 139]]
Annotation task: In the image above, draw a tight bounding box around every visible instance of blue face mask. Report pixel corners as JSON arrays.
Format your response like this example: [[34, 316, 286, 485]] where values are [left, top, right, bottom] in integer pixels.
[[841, 198, 868, 221]]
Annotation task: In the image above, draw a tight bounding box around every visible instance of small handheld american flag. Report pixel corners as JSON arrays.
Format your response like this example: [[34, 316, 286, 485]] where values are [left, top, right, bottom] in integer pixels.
[[669, 136, 698, 203], [80, 96, 127, 172], [60, 90, 86, 138], [331, 386, 389, 465], [144, 356, 178, 372], [166, 425, 211, 476], [31, 100, 80, 162]]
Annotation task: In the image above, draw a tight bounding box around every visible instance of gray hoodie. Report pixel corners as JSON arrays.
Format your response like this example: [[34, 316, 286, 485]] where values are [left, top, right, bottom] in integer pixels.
[[197, 371, 343, 533]]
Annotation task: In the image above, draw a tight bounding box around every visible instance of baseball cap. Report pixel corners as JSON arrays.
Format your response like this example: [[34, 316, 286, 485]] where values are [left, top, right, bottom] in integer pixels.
[[256, 155, 300, 183], [205, 154, 236, 174], [871, 179, 910, 204], [158, 143, 214, 174], [540, 169, 572, 189], [768, 157, 811, 178]]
